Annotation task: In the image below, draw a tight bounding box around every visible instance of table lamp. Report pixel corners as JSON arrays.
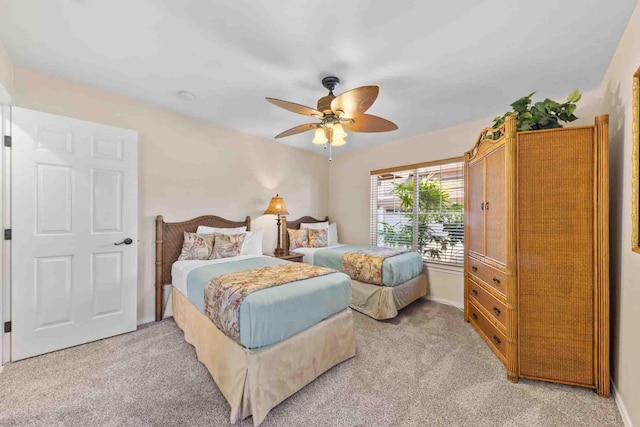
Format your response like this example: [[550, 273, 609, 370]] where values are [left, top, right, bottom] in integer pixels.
[[264, 194, 290, 255]]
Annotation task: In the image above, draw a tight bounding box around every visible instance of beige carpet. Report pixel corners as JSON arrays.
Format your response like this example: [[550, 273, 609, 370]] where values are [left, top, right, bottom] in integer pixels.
[[0, 300, 622, 426]]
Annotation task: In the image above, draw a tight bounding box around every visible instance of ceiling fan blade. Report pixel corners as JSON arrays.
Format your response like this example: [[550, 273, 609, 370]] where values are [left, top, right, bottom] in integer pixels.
[[344, 114, 398, 133], [275, 123, 318, 139], [330, 86, 379, 118], [266, 97, 323, 118]]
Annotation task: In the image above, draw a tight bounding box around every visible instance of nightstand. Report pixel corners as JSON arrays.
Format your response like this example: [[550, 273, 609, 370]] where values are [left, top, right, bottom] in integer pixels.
[[267, 252, 304, 263]]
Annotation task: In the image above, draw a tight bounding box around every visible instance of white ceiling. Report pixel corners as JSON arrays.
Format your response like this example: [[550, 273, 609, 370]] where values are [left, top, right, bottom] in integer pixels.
[[0, 0, 635, 155]]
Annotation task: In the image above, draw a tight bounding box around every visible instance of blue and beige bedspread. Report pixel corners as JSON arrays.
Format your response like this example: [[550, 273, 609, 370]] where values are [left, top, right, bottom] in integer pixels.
[[186, 257, 350, 349], [313, 245, 423, 286]]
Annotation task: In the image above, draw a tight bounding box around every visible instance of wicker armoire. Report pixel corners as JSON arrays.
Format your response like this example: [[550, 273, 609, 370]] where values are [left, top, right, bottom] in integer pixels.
[[463, 114, 610, 396]]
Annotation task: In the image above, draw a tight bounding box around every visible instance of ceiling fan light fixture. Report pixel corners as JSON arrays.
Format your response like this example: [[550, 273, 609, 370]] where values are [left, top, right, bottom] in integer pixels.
[[266, 76, 397, 157], [331, 133, 346, 147], [312, 126, 328, 144], [332, 122, 347, 139]]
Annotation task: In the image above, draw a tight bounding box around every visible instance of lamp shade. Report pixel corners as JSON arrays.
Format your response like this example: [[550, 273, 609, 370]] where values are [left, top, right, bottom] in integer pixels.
[[312, 127, 328, 145], [264, 194, 290, 215], [332, 122, 346, 139], [331, 133, 346, 146]]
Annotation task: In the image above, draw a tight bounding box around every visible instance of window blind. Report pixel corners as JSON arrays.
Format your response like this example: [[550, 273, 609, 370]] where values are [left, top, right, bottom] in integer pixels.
[[370, 158, 465, 266]]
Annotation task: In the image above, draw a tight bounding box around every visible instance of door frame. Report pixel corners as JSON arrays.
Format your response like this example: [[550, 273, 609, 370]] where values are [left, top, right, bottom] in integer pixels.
[[1, 103, 11, 366]]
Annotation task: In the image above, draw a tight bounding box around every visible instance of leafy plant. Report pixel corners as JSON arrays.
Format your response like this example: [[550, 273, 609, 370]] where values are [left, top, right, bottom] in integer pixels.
[[490, 89, 582, 138], [378, 175, 463, 262]]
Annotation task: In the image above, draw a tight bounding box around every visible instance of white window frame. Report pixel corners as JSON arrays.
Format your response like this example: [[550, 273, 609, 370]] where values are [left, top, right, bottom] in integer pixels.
[[370, 157, 465, 269]]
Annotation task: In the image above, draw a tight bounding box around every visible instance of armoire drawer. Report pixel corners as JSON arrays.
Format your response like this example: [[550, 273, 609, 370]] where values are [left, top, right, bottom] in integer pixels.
[[467, 279, 506, 328], [467, 256, 506, 296], [468, 300, 507, 360]]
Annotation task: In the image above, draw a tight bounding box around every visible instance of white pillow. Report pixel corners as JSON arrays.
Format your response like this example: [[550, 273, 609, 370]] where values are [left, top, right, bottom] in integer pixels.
[[300, 221, 329, 230], [241, 229, 264, 256], [329, 223, 339, 246], [197, 225, 247, 235]]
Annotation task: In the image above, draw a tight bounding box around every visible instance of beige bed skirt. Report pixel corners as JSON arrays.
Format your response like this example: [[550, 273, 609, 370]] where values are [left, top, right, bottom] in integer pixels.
[[171, 288, 356, 426], [349, 273, 428, 320]]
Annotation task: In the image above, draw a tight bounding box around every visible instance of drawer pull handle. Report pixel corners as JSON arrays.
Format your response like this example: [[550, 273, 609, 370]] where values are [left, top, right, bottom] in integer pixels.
[[481, 202, 485, 211], [471, 289, 478, 296], [493, 335, 501, 345], [471, 266, 478, 272], [471, 313, 478, 320], [485, 201, 490, 211], [493, 277, 501, 285], [493, 307, 501, 315]]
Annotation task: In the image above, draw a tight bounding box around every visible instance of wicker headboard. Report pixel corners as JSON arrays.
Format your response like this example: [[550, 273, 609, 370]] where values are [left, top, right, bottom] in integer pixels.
[[284, 216, 329, 252], [154, 214, 251, 321]]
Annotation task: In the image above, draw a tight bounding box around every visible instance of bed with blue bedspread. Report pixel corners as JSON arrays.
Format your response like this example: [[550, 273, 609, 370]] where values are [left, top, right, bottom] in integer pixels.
[[284, 216, 428, 321], [156, 215, 355, 426]]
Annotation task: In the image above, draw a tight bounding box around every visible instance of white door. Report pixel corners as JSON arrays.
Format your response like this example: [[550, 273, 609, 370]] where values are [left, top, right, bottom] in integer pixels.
[[11, 107, 137, 361]]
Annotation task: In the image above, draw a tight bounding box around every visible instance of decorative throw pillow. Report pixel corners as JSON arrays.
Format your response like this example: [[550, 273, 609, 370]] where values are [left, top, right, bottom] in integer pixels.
[[178, 232, 214, 260], [211, 233, 246, 259], [288, 228, 308, 250], [308, 228, 329, 248]]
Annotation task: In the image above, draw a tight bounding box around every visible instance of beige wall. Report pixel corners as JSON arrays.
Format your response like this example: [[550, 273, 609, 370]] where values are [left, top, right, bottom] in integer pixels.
[[329, 116, 488, 307], [0, 40, 13, 102], [12, 66, 330, 324], [327, 92, 602, 308], [599, 1, 640, 424]]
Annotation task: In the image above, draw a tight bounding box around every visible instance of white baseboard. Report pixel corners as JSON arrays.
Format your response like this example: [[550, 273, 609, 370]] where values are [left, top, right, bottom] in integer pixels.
[[426, 295, 464, 310], [613, 380, 634, 427]]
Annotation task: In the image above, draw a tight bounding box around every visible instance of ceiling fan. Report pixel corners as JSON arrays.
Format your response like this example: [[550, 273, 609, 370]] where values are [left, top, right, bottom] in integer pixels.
[[266, 76, 398, 148]]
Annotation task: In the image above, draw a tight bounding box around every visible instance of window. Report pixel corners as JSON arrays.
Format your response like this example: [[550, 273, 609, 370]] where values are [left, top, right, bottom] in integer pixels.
[[370, 157, 465, 266]]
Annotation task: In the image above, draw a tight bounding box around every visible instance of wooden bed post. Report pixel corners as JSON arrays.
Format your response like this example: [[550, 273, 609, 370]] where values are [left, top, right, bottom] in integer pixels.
[[155, 215, 164, 321], [281, 217, 287, 252]]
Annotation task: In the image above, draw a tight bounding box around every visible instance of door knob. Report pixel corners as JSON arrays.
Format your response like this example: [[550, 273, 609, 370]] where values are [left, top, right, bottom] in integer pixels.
[[114, 238, 133, 246]]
